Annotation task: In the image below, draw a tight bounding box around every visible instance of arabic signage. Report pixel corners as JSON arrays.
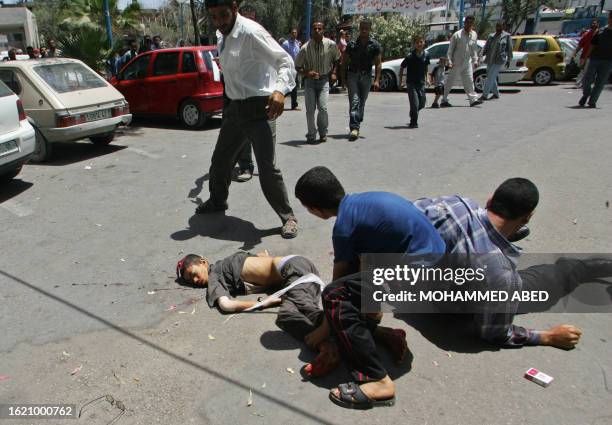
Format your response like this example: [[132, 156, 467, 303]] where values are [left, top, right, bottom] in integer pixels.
[[342, 0, 449, 15]]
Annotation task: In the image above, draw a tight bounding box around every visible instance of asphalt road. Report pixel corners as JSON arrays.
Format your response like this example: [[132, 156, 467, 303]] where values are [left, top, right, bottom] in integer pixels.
[[1, 82, 611, 425]]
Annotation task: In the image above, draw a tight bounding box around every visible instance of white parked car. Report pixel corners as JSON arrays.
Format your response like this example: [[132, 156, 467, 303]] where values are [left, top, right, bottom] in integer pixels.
[[0, 80, 35, 180], [378, 40, 529, 92], [0, 58, 131, 162]]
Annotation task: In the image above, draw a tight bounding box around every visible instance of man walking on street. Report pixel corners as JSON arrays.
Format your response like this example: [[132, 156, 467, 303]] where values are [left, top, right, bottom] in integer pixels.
[[282, 28, 302, 110], [441, 16, 482, 107], [573, 19, 600, 88], [197, 0, 299, 239], [579, 13, 612, 109], [343, 19, 382, 141], [295, 21, 340, 144], [479, 21, 513, 101]]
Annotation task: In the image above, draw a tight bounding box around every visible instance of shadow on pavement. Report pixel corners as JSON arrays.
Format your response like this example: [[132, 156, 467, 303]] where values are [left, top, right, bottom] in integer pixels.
[[38, 142, 127, 166], [385, 125, 411, 130], [0, 269, 340, 425], [260, 329, 414, 391], [394, 313, 500, 354], [187, 173, 210, 199], [171, 212, 280, 251], [129, 116, 222, 131], [0, 178, 33, 204]]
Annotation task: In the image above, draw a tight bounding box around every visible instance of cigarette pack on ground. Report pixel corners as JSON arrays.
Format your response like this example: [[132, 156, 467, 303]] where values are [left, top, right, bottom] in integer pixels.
[[524, 368, 554, 387]]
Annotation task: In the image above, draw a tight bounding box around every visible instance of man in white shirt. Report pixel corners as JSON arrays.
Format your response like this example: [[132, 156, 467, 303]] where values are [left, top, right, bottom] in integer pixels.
[[198, 0, 298, 239], [441, 16, 483, 107]]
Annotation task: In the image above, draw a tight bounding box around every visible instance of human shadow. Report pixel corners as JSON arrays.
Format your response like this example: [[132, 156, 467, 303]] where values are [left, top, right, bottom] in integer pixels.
[[280, 139, 312, 148], [260, 329, 414, 390], [171, 212, 280, 251], [395, 313, 499, 354], [188, 173, 210, 199], [0, 178, 33, 204], [129, 115, 223, 131], [39, 142, 126, 166], [384, 125, 411, 130]]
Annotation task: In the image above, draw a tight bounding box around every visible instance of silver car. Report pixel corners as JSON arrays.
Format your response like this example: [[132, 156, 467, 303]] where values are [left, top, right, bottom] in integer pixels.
[[378, 40, 529, 92], [0, 58, 131, 162]]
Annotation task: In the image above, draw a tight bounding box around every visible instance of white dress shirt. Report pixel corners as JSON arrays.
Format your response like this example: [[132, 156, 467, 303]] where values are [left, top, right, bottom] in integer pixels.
[[218, 14, 296, 100], [447, 29, 479, 68]]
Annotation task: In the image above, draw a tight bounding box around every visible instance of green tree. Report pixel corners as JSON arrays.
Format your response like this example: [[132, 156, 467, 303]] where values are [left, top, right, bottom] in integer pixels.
[[501, 0, 538, 34], [368, 14, 425, 60]]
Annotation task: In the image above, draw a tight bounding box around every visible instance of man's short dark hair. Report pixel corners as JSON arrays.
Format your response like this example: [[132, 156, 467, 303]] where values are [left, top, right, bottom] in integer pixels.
[[238, 3, 256, 14], [464, 16, 475, 22], [206, 0, 234, 8], [489, 178, 539, 220], [360, 19, 372, 28], [295, 166, 345, 210]]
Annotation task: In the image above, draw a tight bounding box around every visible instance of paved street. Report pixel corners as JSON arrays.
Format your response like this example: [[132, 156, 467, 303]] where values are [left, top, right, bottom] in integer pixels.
[[1, 82, 611, 425]]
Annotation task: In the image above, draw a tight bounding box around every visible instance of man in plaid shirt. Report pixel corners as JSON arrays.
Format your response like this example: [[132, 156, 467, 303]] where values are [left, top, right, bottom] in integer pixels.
[[415, 178, 611, 349]]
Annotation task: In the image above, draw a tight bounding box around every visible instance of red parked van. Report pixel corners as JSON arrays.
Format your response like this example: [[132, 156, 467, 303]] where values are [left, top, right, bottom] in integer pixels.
[[111, 47, 223, 129]]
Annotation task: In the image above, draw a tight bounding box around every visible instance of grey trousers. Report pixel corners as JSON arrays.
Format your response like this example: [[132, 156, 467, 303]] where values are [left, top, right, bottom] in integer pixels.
[[209, 96, 294, 222], [304, 77, 330, 140], [275, 256, 324, 341], [347, 71, 373, 130], [407, 83, 426, 124]]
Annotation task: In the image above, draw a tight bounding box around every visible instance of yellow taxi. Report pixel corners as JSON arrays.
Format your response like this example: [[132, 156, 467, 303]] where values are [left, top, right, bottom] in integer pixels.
[[512, 35, 565, 85]]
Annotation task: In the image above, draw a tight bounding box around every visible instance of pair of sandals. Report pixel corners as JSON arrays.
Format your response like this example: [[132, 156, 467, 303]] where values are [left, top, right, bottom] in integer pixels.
[[329, 382, 395, 410]]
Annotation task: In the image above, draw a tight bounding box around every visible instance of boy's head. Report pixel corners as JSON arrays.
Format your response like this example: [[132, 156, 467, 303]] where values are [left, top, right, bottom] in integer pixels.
[[176, 254, 210, 286], [413, 35, 425, 51], [295, 166, 345, 219]]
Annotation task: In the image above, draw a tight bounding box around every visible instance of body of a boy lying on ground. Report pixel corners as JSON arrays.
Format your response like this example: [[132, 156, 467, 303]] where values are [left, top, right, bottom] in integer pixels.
[[176, 251, 407, 377]]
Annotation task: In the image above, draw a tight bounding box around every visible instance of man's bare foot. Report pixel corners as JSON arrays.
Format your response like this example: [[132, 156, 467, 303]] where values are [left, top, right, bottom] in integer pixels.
[[305, 319, 330, 349], [539, 324, 582, 349], [375, 327, 408, 364], [304, 341, 341, 377], [330, 375, 395, 403]]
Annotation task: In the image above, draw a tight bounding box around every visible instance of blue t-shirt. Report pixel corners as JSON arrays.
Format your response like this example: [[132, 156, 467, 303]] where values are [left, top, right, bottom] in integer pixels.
[[333, 192, 446, 264]]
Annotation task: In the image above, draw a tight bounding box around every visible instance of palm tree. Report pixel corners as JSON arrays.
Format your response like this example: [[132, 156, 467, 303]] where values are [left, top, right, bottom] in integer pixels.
[[61, 0, 142, 33]]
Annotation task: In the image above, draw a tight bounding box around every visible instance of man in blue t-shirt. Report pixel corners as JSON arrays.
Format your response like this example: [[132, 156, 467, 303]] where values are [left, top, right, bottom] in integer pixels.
[[295, 166, 445, 409]]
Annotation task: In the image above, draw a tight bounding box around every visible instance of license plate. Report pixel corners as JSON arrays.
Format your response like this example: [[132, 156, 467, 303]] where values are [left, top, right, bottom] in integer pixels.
[[85, 109, 112, 122], [0, 139, 18, 158]]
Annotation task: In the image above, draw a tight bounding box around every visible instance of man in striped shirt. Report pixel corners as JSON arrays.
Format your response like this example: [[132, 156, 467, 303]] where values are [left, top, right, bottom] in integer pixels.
[[295, 21, 340, 144]]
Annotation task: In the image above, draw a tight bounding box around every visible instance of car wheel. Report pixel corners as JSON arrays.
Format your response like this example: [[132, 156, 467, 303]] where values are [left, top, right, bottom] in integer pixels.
[[380, 70, 397, 92], [31, 126, 52, 163], [0, 165, 22, 181], [179, 100, 206, 129], [473, 71, 487, 93], [89, 132, 115, 145], [533, 68, 553, 85]]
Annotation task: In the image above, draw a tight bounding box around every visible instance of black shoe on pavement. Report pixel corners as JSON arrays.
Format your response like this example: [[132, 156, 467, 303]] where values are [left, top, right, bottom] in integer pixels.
[[508, 226, 530, 242], [588, 103, 596, 108], [478, 95, 488, 102], [431, 102, 440, 108], [491, 94, 500, 99], [440, 101, 452, 108], [578, 96, 588, 107], [470, 99, 484, 107], [195, 199, 228, 214], [582, 258, 612, 280], [408, 123, 418, 129]]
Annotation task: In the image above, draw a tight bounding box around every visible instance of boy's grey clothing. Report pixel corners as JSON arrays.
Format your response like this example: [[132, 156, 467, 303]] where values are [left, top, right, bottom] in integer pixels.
[[304, 77, 330, 141], [206, 252, 323, 341], [432, 65, 446, 87], [482, 31, 513, 66], [209, 97, 294, 222]]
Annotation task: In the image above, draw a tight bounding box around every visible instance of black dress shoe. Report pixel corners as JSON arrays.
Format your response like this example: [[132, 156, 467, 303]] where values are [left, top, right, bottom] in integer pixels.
[[195, 199, 228, 214], [583, 258, 612, 280], [508, 226, 530, 242]]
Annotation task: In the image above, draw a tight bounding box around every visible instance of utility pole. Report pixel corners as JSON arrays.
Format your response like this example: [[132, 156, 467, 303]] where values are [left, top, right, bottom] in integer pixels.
[[481, 0, 487, 22], [178, 0, 186, 42], [459, 0, 465, 28], [305, 0, 313, 40], [103, 0, 113, 48], [190, 0, 200, 46]]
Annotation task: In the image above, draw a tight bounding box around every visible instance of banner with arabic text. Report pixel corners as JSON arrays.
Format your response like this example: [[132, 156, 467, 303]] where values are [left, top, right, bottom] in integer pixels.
[[342, 0, 449, 15]]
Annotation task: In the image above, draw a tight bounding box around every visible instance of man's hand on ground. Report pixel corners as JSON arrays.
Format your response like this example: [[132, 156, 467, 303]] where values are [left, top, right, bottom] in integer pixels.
[[267, 91, 286, 120], [540, 324, 582, 349]]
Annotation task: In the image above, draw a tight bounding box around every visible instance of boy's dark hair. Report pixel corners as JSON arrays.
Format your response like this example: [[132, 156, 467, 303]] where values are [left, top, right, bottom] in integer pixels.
[[360, 19, 372, 28], [489, 178, 539, 220], [295, 166, 345, 210], [176, 254, 205, 281], [464, 15, 475, 23]]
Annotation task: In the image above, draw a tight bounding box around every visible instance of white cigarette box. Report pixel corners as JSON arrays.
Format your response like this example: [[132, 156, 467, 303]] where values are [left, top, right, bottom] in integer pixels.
[[524, 368, 554, 387]]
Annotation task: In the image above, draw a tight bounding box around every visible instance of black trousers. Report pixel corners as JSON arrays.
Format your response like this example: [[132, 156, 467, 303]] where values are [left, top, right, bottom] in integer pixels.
[[290, 85, 299, 109], [322, 276, 386, 382], [275, 256, 324, 341], [407, 83, 426, 125], [209, 96, 294, 222]]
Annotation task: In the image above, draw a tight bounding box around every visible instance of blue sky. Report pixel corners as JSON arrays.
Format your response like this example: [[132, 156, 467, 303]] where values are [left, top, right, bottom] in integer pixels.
[[118, 0, 167, 9]]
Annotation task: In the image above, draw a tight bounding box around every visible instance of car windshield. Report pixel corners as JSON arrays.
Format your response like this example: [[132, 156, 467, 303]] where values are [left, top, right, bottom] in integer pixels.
[[33, 62, 107, 93]]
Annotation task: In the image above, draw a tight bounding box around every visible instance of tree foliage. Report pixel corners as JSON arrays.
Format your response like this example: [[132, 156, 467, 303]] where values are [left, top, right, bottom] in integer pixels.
[[369, 14, 426, 60], [501, 0, 538, 34]]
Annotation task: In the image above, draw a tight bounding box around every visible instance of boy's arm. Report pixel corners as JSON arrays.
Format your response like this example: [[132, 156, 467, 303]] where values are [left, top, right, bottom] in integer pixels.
[[332, 260, 354, 281], [217, 296, 280, 313]]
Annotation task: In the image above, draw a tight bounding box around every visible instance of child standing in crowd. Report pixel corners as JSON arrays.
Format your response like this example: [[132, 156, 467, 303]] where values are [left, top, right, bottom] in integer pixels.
[[431, 57, 447, 108], [399, 35, 430, 128]]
